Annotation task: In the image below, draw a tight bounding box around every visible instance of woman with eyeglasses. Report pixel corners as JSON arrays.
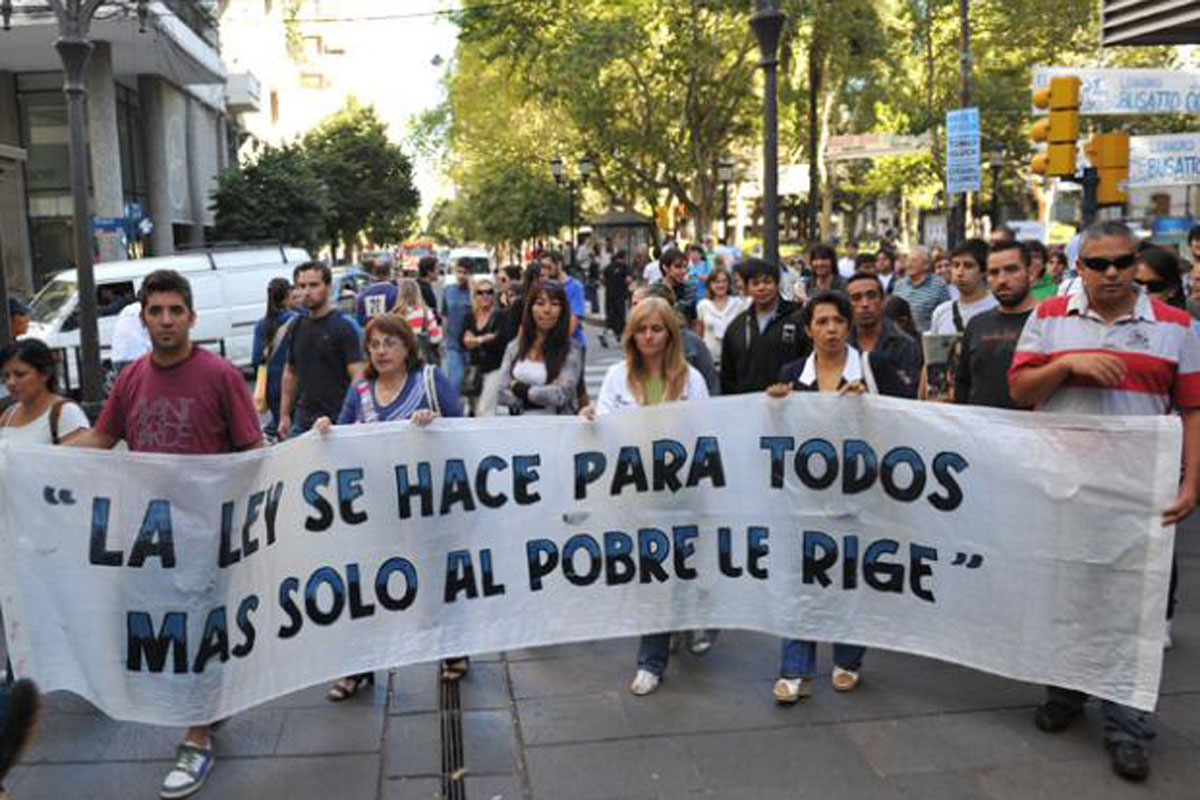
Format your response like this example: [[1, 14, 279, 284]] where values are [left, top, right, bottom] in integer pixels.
[[462, 276, 506, 416], [312, 314, 464, 697], [497, 280, 583, 415]]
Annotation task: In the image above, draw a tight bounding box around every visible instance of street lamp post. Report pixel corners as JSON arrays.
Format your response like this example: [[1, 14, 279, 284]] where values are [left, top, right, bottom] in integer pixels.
[[550, 156, 592, 272], [718, 159, 734, 244], [750, 0, 785, 267], [989, 144, 1004, 228]]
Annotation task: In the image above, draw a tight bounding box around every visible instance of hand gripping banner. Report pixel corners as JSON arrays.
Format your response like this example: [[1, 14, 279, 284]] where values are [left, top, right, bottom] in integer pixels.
[[0, 394, 1180, 724]]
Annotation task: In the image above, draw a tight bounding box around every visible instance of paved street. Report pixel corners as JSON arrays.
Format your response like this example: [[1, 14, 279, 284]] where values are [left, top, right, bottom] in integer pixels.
[[6, 413, 1200, 799]]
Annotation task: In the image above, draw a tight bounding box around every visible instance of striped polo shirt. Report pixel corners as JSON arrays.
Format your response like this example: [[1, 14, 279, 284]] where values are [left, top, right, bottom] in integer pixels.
[[893, 274, 952, 332], [1009, 290, 1200, 416]]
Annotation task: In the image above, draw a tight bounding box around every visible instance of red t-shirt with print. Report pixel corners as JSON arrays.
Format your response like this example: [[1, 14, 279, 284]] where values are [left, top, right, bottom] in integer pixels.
[[97, 347, 262, 454]]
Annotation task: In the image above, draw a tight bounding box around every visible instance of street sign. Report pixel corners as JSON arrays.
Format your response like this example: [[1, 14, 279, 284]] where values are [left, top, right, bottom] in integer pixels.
[[946, 108, 981, 195], [826, 131, 931, 162], [1033, 67, 1200, 115], [1127, 133, 1200, 186]]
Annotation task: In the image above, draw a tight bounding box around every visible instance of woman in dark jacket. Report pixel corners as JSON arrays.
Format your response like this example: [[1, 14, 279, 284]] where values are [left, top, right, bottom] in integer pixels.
[[251, 278, 299, 440], [766, 290, 909, 704]]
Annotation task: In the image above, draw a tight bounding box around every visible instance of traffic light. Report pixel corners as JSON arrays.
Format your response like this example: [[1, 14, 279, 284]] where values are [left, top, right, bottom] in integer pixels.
[[1030, 76, 1081, 177], [1084, 132, 1130, 206]]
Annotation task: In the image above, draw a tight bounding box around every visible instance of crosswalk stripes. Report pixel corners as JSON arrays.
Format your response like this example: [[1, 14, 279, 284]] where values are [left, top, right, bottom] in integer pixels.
[[582, 321, 623, 401]]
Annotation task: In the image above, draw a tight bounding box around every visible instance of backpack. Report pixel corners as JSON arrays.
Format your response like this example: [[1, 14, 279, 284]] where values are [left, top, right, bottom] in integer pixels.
[[0, 398, 68, 444]]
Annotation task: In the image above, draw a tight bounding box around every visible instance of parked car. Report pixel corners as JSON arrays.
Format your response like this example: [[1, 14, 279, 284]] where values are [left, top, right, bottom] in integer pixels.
[[332, 265, 371, 315]]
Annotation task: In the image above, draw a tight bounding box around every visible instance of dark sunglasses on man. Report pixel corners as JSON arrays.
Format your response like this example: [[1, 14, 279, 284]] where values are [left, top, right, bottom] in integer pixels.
[[1080, 253, 1136, 272], [1134, 278, 1171, 294]]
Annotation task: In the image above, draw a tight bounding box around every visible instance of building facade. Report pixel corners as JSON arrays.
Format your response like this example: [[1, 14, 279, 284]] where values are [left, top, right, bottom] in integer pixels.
[[0, 0, 259, 295]]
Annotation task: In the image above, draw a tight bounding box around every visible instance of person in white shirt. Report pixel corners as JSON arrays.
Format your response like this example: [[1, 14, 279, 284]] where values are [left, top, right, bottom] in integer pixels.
[[695, 266, 749, 365], [110, 299, 152, 368], [928, 239, 997, 335], [580, 297, 708, 696], [0, 339, 89, 445]]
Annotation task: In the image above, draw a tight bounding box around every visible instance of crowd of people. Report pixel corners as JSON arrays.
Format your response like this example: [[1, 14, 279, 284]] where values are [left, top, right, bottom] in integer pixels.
[[1, 221, 1199, 796]]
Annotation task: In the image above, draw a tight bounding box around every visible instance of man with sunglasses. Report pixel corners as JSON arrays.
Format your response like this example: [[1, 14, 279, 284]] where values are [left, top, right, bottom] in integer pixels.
[[1009, 221, 1200, 783]]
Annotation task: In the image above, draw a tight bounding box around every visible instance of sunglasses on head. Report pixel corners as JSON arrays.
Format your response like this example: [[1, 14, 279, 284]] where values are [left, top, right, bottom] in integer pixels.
[[1080, 254, 1136, 272]]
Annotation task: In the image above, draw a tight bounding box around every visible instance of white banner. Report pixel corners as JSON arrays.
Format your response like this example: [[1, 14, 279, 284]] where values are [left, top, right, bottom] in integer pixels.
[[1129, 133, 1200, 187], [1033, 66, 1200, 116], [0, 395, 1180, 725]]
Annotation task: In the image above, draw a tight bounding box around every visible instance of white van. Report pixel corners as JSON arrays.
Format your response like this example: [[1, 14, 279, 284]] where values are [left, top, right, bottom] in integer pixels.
[[24, 246, 310, 389], [442, 246, 495, 289]]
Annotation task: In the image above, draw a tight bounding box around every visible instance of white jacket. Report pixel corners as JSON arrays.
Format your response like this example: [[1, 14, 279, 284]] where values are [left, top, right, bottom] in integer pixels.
[[595, 361, 710, 415]]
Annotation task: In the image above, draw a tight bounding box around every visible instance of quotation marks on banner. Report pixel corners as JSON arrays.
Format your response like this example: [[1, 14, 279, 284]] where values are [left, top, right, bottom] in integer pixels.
[[951, 552, 984, 569], [43, 486, 76, 506]]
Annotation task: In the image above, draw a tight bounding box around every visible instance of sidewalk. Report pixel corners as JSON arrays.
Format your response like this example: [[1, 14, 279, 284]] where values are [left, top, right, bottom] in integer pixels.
[[7, 522, 1199, 799]]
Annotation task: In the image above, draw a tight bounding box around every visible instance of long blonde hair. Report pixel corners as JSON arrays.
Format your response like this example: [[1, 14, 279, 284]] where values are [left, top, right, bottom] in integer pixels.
[[395, 278, 424, 313], [623, 297, 689, 404]]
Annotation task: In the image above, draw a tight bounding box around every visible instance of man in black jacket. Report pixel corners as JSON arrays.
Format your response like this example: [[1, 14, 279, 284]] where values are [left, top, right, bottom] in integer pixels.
[[720, 258, 810, 394]]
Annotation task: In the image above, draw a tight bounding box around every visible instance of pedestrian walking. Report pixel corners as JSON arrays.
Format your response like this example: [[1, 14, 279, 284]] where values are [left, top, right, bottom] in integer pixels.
[[278, 262, 367, 438], [928, 239, 996, 335], [441, 258, 474, 392], [67, 269, 263, 799], [312, 313, 462, 700], [355, 257, 399, 326], [250, 278, 299, 441], [695, 266, 748, 367], [846, 273, 921, 397], [497, 280, 583, 416], [580, 296, 709, 695], [1009, 221, 1200, 782], [719, 258, 809, 395], [396, 278, 443, 366], [0, 339, 89, 445], [802, 243, 846, 297], [601, 250, 631, 347], [893, 246, 951, 333], [461, 276, 505, 416], [538, 251, 589, 407], [633, 283, 718, 395], [765, 290, 909, 704]]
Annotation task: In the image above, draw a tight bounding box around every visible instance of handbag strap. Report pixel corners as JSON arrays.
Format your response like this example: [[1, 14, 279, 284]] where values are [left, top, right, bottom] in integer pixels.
[[354, 380, 379, 424], [423, 365, 441, 416], [862, 352, 879, 396]]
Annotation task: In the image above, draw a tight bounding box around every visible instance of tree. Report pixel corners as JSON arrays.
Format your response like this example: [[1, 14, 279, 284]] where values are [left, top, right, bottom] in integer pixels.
[[456, 0, 759, 235], [211, 143, 329, 254], [304, 98, 421, 261]]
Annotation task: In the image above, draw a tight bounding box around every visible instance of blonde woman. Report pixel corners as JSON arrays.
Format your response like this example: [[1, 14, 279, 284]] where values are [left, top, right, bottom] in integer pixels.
[[461, 276, 505, 416], [580, 297, 709, 695], [395, 278, 443, 365]]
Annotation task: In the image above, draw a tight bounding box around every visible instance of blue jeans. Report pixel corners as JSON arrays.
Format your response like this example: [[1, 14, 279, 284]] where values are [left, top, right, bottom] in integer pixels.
[[779, 639, 866, 679], [444, 348, 467, 394], [637, 633, 672, 677], [1045, 686, 1155, 746]]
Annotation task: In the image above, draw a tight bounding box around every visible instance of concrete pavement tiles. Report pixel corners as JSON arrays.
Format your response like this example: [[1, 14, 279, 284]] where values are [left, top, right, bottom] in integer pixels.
[[6, 532, 1199, 798]]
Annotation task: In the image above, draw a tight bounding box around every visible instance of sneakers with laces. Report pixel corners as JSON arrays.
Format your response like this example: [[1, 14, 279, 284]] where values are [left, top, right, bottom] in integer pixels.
[[629, 669, 661, 696], [160, 742, 214, 799], [772, 677, 813, 705]]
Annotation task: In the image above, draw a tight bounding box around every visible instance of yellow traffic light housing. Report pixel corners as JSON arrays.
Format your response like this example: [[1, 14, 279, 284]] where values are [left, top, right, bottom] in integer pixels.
[[1084, 132, 1130, 207], [1030, 76, 1081, 178]]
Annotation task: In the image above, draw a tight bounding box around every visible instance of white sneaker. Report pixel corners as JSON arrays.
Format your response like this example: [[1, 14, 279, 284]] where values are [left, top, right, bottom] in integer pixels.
[[160, 743, 214, 799], [629, 669, 661, 696], [773, 677, 813, 704]]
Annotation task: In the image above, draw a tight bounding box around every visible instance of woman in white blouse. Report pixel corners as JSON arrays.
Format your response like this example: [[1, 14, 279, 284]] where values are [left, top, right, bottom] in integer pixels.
[[580, 297, 708, 695], [695, 266, 748, 366], [0, 339, 89, 445]]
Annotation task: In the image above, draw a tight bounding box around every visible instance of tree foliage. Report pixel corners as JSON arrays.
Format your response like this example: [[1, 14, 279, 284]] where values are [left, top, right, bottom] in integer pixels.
[[304, 98, 421, 259], [211, 143, 329, 254]]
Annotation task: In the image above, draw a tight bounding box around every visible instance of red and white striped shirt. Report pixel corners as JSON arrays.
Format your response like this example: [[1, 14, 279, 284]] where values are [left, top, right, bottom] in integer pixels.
[[1010, 291, 1200, 416]]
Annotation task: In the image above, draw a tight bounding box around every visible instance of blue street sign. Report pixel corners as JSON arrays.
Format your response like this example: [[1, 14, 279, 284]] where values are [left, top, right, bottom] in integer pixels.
[[946, 107, 982, 195]]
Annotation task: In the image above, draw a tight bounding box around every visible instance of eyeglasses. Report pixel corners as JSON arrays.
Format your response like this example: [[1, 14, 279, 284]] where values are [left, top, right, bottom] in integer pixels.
[[1080, 254, 1136, 272], [367, 336, 403, 351], [476, 289, 495, 296], [1135, 278, 1171, 294]]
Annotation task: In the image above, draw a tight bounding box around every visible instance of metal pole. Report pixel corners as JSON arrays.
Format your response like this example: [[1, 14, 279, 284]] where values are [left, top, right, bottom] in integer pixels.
[[953, 0, 971, 246], [990, 164, 1000, 228], [721, 182, 730, 244], [51, 0, 104, 402], [750, 0, 785, 267], [0, 207, 10, 345], [1081, 167, 1099, 227], [568, 185, 576, 271]]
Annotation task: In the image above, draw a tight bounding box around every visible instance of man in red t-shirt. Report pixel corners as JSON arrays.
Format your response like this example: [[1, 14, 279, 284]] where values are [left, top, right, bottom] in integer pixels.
[[71, 269, 262, 799]]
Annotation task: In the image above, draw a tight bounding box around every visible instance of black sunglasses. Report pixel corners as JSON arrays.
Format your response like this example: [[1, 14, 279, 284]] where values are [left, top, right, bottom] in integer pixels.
[[476, 289, 495, 295], [1135, 278, 1171, 294], [1081, 254, 1136, 272]]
